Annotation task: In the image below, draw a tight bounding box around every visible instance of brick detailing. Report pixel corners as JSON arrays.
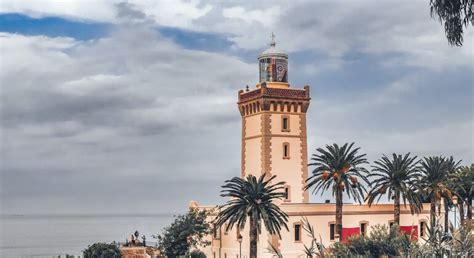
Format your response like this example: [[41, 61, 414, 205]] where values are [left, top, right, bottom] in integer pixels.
[[299, 113, 309, 203], [239, 85, 309, 103], [120, 247, 160, 258], [260, 113, 272, 177], [241, 117, 247, 178]]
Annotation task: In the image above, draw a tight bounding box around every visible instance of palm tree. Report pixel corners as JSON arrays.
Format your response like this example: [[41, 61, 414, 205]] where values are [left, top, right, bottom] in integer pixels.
[[452, 164, 474, 224], [215, 174, 289, 258], [305, 142, 369, 241], [366, 153, 423, 225], [419, 156, 460, 227]]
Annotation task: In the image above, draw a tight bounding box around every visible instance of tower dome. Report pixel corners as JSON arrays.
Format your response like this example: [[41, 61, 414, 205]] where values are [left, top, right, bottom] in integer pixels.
[[258, 33, 288, 84]]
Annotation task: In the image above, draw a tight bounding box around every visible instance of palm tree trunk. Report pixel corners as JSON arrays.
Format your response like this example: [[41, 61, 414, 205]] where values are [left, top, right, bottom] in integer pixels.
[[394, 191, 400, 225], [336, 189, 343, 241], [467, 195, 472, 221], [444, 199, 449, 233], [458, 198, 465, 225], [430, 196, 436, 228], [249, 214, 258, 258]]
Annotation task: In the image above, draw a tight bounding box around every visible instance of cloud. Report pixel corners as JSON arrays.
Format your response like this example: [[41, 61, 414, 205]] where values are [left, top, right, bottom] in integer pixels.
[[0, 0, 213, 27], [0, 5, 253, 213], [3, 1, 472, 71], [0, 1, 472, 214]]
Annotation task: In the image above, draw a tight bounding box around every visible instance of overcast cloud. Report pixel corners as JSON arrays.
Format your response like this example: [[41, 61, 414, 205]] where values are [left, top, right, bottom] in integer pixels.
[[0, 1, 472, 214]]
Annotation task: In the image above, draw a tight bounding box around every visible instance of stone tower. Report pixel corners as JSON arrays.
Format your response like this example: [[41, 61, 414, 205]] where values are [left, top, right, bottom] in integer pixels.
[[237, 36, 311, 203]]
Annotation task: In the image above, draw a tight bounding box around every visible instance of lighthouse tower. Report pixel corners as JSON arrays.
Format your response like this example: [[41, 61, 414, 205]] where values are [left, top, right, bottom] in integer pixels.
[[238, 35, 311, 203]]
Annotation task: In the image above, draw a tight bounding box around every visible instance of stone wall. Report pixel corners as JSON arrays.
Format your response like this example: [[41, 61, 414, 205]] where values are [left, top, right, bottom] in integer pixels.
[[120, 246, 160, 258]]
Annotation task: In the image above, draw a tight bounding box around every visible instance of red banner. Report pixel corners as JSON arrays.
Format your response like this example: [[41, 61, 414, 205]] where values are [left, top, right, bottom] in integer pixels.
[[342, 227, 360, 241], [400, 225, 418, 240]]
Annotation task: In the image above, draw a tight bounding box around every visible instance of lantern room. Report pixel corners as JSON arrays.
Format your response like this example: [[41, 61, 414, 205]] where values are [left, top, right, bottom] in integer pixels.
[[258, 33, 289, 85]]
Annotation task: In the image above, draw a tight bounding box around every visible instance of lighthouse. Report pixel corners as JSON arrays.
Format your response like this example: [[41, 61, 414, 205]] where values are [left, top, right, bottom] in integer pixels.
[[237, 35, 311, 203]]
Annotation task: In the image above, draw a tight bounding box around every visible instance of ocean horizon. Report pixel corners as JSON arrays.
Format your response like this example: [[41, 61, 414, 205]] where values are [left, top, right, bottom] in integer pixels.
[[0, 213, 176, 257]]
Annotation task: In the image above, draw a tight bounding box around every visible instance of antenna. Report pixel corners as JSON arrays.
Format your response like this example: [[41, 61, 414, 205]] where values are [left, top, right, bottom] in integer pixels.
[[270, 32, 276, 47]]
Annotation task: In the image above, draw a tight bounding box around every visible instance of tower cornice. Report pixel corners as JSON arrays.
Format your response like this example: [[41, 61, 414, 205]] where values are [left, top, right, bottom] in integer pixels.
[[238, 83, 310, 103], [238, 83, 310, 116]]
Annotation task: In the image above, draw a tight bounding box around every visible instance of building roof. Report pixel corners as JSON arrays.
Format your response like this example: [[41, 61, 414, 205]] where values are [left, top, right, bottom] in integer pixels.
[[238, 83, 310, 103], [258, 33, 288, 60]]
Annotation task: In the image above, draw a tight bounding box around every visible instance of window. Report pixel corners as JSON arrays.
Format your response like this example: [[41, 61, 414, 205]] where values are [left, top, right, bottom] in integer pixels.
[[235, 225, 242, 241], [283, 185, 290, 201], [283, 143, 290, 159], [420, 221, 426, 237], [224, 223, 229, 235], [330, 223, 336, 240], [360, 222, 367, 237], [213, 224, 220, 239], [294, 224, 302, 242], [281, 115, 290, 132]]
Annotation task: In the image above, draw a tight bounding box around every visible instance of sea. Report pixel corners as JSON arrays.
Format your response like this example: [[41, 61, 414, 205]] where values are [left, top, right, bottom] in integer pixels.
[[0, 214, 175, 258]]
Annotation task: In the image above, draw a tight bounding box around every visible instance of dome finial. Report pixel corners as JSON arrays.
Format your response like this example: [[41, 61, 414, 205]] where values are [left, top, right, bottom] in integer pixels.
[[270, 32, 276, 47]]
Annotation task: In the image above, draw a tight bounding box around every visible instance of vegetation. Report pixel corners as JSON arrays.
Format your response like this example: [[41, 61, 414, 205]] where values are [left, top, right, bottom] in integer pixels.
[[266, 240, 283, 258], [83, 242, 121, 258], [330, 219, 472, 257], [366, 153, 422, 225], [305, 142, 369, 241], [190, 249, 207, 258], [429, 0, 473, 46], [215, 174, 289, 258], [451, 222, 474, 256], [176, 144, 473, 257], [453, 164, 474, 223], [154, 208, 212, 258], [418, 156, 460, 227], [418, 215, 473, 257], [301, 217, 326, 258], [422, 216, 452, 256]]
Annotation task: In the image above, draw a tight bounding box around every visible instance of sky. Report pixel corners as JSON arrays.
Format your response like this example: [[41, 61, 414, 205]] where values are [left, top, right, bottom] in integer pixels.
[[0, 0, 472, 215]]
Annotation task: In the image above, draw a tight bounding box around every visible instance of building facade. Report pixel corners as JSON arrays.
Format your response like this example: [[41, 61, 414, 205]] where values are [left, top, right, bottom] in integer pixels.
[[193, 38, 434, 258]]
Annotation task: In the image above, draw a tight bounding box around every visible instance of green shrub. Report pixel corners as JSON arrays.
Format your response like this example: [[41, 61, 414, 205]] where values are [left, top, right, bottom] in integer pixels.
[[330, 224, 418, 257], [330, 241, 350, 257], [83, 242, 121, 258], [190, 249, 207, 258], [154, 208, 211, 257]]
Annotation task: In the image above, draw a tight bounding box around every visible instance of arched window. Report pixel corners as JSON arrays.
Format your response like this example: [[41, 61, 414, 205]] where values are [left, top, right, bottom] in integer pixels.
[[294, 223, 302, 242], [283, 142, 290, 159], [224, 223, 229, 235], [213, 224, 221, 239], [419, 220, 427, 238], [281, 115, 290, 132], [360, 221, 369, 237], [329, 221, 336, 241], [388, 220, 394, 229], [284, 185, 291, 201]]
